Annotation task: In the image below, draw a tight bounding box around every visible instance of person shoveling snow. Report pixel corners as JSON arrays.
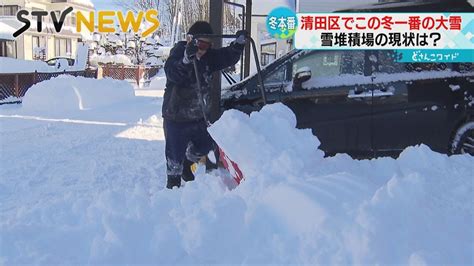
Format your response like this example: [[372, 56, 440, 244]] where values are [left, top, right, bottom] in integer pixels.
[[162, 21, 247, 189]]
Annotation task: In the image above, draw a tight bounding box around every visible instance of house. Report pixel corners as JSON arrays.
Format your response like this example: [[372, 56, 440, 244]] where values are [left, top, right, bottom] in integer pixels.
[[0, 0, 94, 61]]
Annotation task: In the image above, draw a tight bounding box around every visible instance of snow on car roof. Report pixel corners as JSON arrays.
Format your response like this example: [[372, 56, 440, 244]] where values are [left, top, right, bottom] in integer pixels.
[[299, 70, 474, 91]]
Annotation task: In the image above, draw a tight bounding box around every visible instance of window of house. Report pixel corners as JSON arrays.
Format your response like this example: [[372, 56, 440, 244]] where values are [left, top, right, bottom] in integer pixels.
[[0, 42, 5, 57], [0, 5, 20, 16], [32, 36, 47, 60], [32, 36, 40, 58], [0, 41, 16, 58], [55, 38, 71, 57]]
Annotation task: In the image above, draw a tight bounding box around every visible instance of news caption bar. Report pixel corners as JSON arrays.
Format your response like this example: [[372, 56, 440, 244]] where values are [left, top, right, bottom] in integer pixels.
[[283, 13, 473, 62]]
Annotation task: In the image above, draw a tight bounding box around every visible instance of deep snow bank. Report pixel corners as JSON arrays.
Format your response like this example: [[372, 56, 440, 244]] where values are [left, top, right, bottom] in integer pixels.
[[1, 103, 472, 265], [209, 103, 473, 265], [21, 76, 135, 114]]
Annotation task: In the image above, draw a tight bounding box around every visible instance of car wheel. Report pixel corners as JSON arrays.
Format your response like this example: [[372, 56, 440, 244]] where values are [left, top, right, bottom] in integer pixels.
[[451, 121, 474, 156]]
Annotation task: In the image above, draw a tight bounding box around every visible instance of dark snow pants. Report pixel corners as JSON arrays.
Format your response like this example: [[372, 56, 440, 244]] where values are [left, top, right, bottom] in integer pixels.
[[163, 118, 215, 176]]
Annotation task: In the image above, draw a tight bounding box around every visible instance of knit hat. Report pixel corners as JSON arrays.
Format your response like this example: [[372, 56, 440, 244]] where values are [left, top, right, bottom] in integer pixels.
[[187, 21, 214, 36]]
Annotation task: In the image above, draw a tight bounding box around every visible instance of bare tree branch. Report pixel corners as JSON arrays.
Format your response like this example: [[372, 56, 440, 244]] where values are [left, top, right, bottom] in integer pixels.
[[114, 0, 241, 44]]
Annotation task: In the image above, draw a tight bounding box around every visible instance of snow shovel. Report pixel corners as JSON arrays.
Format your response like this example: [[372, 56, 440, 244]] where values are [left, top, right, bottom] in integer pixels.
[[191, 33, 267, 185]]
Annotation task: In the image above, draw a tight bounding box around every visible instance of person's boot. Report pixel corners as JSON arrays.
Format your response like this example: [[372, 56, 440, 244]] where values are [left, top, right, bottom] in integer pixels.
[[166, 175, 181, 189], [182, 159, 195, 182]]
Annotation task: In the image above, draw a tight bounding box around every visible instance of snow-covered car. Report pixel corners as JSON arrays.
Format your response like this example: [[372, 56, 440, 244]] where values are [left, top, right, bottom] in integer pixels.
[[222, 1, 474, 158], [46, 57, 75, 67]]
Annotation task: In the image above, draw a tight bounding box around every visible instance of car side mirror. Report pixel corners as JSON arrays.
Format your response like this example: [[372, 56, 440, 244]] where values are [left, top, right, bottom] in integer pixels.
[[293, 67, 312, 91]]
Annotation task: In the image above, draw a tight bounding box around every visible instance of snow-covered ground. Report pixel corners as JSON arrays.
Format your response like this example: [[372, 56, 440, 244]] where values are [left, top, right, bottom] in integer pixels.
[[0, 76, 472, 265]]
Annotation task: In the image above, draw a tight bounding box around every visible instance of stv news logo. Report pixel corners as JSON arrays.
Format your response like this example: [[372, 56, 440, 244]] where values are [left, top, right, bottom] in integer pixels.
[[13, 7, 159, 38]]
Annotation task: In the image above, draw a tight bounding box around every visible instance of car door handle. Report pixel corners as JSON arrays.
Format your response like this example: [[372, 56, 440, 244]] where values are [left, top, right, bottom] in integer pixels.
[[347, 90, 372, 99], [348, 90, 394, 99]]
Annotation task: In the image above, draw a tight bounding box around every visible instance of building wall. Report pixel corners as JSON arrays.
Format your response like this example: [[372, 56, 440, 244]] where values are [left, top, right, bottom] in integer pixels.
[[16, 35, 25, 60], [1, 0, 93, 61], [71, 39, 77, 58], [47, 36, 55, 59], [23, 34, 32, 60]]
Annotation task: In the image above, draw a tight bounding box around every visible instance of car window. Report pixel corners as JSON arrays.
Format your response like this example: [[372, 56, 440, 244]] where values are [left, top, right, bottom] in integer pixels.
[[376, 50, 454, 74], [458, 63, 472, 73], [292, 50, 365, 79], [264, 64, 287, 86], [47, 59, 57, 66], [288, 50, 366, 91]]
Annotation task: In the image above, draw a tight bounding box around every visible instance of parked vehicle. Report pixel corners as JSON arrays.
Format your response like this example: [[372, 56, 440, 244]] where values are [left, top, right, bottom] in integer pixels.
[[222, 1, 474, 158], [45, 57, 75, 67]]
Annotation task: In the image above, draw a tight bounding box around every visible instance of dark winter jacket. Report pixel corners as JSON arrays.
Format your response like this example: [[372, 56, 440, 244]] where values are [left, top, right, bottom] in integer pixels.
[[163, 41, 243, 122]]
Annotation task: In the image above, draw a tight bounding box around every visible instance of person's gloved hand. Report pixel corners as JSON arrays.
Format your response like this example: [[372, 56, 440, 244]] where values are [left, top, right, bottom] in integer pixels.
[[183, 39, 198, 64], [235, 30, 248, 45]]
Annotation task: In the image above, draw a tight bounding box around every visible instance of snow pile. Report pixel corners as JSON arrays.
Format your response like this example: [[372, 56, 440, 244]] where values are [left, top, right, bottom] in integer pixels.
[[89, 54, 133, 67], [290, 70, 474, 91], [53, 58, 71, 71], [209, 103, 473, 264], [0, 57, 54, 73], [144, 56, 164, 67], [210, 104, 324, 186], [1, 102, 472, 265], [21, 76, 135, 114], [158, 46, 172, 60], [73, 43, 89, 71], [148, 71, 167, 89]]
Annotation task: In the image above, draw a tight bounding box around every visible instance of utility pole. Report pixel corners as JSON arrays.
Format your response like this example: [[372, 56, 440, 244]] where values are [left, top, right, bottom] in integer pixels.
[[209, 0, 223, 122], [243, 0, 252, 78]]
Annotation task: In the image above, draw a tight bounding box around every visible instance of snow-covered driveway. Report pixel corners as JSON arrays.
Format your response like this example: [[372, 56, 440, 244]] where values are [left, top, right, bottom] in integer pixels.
[[0, 98, 166, 207]]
